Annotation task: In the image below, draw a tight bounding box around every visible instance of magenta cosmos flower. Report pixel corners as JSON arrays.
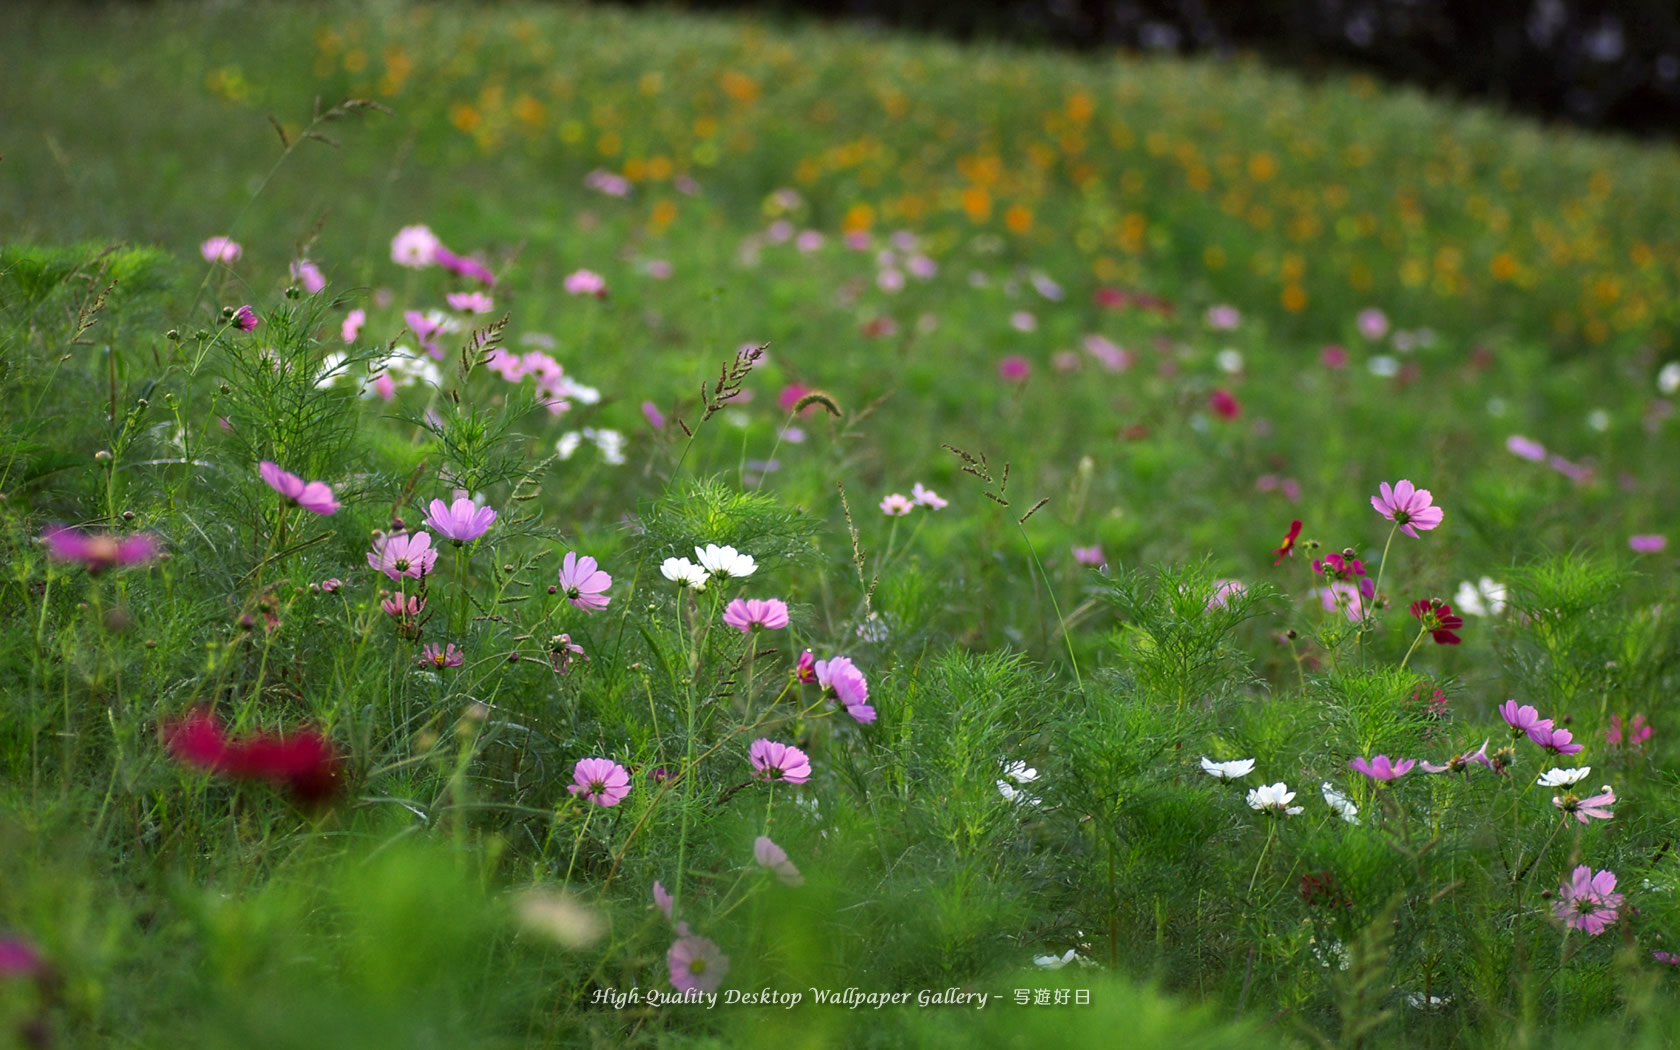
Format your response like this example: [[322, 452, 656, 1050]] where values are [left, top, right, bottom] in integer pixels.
[[795, 649, 817, 683], [0, 937, 42, 978], [231, 304, 260, 332], [753, 836, 805, 886], [367, 531, 438, 581], [1499, 700, 1554, 747], [433, 246, 496, 285], [1073, 545, 1105, 567], [668, 934, 728, 994], [997, 355, 1031, 382], [1554, 785, 1615, 824], [418, 642, 464, 669], [1371, 480, 1444, 537], [423, 496, 497, 544], [1539, 726, 1585, 757], [200, 236, 241, 264], [41, 525, 160, 574], [814, 655, 875, 724], [722, 598, 789, 633], [1554, 866, 1623, 935], [1349, 755, 1416, 782], [557, 551, 612, 613], [260, 461, 340, 515], [1629, 535, 1668, 553], [749, 739, 812, 784], [568, 757, 631, 807]]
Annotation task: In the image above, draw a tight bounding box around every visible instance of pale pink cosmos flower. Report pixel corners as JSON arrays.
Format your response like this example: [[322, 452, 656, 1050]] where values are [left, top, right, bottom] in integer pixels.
[[1317, 581, 1372, 622], [1554, 866, 1623, 935], [419, 642, 464, 669], [652, 881, 674, 921], [342, 308, 366, 343], [231, 305, 259, 332], [548, 633, 586, 676], [1356, 308, 1390, 341], [1009, 311, 1037, 332], [367, 532, 438, 581], [1204, 579, 1246, 612], [40, 525, 161, 574], [753, 836, 805, 886], [568, 757, 631, 807], [391, 224, 440, 268], [446, 291, 494, 313], [1349, 755, 1416, 782], [880, 493, 914, 516], [1083, 334, 1132, 372], [1499, 700, 1555, 747], [558, 551, 612, 613], [1506, 435, 1546, 462], [641, 401, 665, 429], [814, 656, 875, 723], [911, 483, 947, 510], [1073, 545, 1105, 567], [381, 593, 424, 620], [722, 598, 789, 633], [1420, 740, 1493, 774], [1630, 535, 1668, 553], [1371, 480, 1444, 537], [1554, 785, 1615, 824], [259, 461, 340, 515], [290, 259, 326, 294], [564, 270, 608, 298], [1206, 304, 1241, 330], [668, 934, 728, 993], [201, 236, 242, 264], [423, 496, 497, 544], [749, 739, 811, 784]]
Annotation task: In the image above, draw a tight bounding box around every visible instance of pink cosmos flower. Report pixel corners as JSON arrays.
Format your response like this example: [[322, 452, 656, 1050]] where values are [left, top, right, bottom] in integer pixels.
[[668, 934, 728, 993], [382, 593, 424, 620], [749, 739, 812, 784], [404, 310, 446, 360], [652, 881, 674, 921], [584, 169, 632, 197], [1420, 739, 1493, 774], [423, 496, 496, 544], [1506, 435, 1546, 462], [201, 236, 242, 264], [1371, 480, 1444, 537], [419, 642, 464, 669], [1009, 311, 1037, 332], [568, 757, 631, 807], [433, 246, 496, 285], [342, 308, 366, 343], [1320, 345, 1349, 368], [564, 270, 608, 298], [641, 401, 665, 429], [1554, 785, 1615, 824], [1630, 535, 1668, 553], [753, 836, 805, 886], [1083, 334, 1132, 372], [1499, 700, 1555, 747], [1349, 755, 1416, 782], [1653, 951, 1680, 966], [880, 493, 914, 516], [231, 305, 260, 332], [1208, 389, 1241, 420], [391, 224, 440, 268], [722, 598, 789, 633], [0, 937, 42, 978], [548, 633, 586, 676], [1073, 545, 1105, 567], [1539, 726, 1585, 757], [1606, 714, 1652, 750], [1554, 866, 1623, 935], [446, 291, 494, 313], [911, 483, 947, 510], [1206, 304, 1241, 330], [1204, 579, 1246, 612], [795, 649, 817, 684], [318, 578, 343, 593], [367, 531, 438, 581], [998, 355, 1031, 382], [558, 551, 612, 613], [1318, 581, 1373, 622], [290, 259, 326, 294], [1356, 308, 1390, 341], [41, 525, 160, 574], [259, 461, 340, 515], [814, 655, 875, 723]]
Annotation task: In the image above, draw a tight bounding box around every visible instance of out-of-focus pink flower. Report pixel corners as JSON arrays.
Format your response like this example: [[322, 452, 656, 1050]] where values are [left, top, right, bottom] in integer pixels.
[[41, 525, 160, 574], [1606, 713, 1652, 750], [1320, 345, 1349, 368], [1356, 308, 1389, 341], [642, 401, 665, 429], [557, 551, 612, 613], [433, 246, 496, 285], [446, 291, 494, 313], [318, 578, 342, 593], [342, 308, 366, 343], [1318, 581, 1373, 622], [652, 881, 674, 921], [568, 757, 631, 807], [290, 259, 326, 294], [722, 598, 790, 633], [668, 934, 728, 993], [564, 270, 608, 298], [0, 937, 42, 978], [1209, 389, 1241, 420], [880, 493, 914, 516], [367, 532, 437, 580], [231, 305, 259, 332], [404, 310, 446, 360], [1506, 435, 1546, 462], [259, 461, 339, 515], [749, 739, 811, 785], [998, 356, 1031, 382], [391, 225, 440, 268], [1073, 545, 1105, 567], [911, 483, 947, 510], [1205, 304, 1241, 330], [164, 707, 340, 803], [1205, 579, 1246, 612], [201, 236, 242, 264], [1083, 334, 1132, 372], [423, 496, 496, 544], [753, 835, 805, 886], [1371, 479, 1444, 537], [584, 169, 632, 197], [1349, 754, 1416, 782], [1272, 520, 1302, 565], [1630, 534, 1668, 553], [1554, 866, 1622, 935], [1547, 454, 1593, 485], [1010, 311, 1037, 332]]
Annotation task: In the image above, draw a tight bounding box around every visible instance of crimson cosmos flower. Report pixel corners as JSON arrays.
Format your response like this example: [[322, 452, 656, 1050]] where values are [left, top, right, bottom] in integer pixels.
[[1272, 520, 1303, 565], [164, 708, 340, 803], [1410, 598, 1464, 645]]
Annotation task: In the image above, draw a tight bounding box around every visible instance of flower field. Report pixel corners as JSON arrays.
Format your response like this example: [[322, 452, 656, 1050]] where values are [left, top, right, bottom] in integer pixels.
[[2, 3, 1679, 1047]]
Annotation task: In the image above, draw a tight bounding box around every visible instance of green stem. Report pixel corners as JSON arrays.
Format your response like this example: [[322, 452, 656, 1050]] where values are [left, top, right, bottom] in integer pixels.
[[1246, 819, 1277, 900], [1018, 523, 1083, 694], [1397, 623, 1429, 673], [564, 804, 595, 885], [1363, 520, 1401, 643]]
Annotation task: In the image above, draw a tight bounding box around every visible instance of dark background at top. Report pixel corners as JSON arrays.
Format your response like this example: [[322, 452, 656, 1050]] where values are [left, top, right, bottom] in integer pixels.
[[611, 0, 1680, 139]]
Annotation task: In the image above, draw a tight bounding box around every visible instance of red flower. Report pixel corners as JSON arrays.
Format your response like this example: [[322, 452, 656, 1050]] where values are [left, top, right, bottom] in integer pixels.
[[164, 709, 341, 803], [1209, 389, 1241, 420], [1272, 520, 1302, 565], [1409, 598, 1464, 645]]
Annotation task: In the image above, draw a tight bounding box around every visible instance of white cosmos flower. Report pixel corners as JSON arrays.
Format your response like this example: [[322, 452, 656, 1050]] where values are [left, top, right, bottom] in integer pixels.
[[1452, 576, 1508, 617], [1002, 760, 1039, 784], [1247, 782, 1302, 816], [660, 557, 709, 590], [997, 780, 1042, 807], [1321, 782, 1360, 825], [1537, 767, 1592, 787], [695, 543, 756, 579], [1033, 949, 1080, 969], [1659, 361, 1680, 396], [1201, 756, 1256, 780]]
